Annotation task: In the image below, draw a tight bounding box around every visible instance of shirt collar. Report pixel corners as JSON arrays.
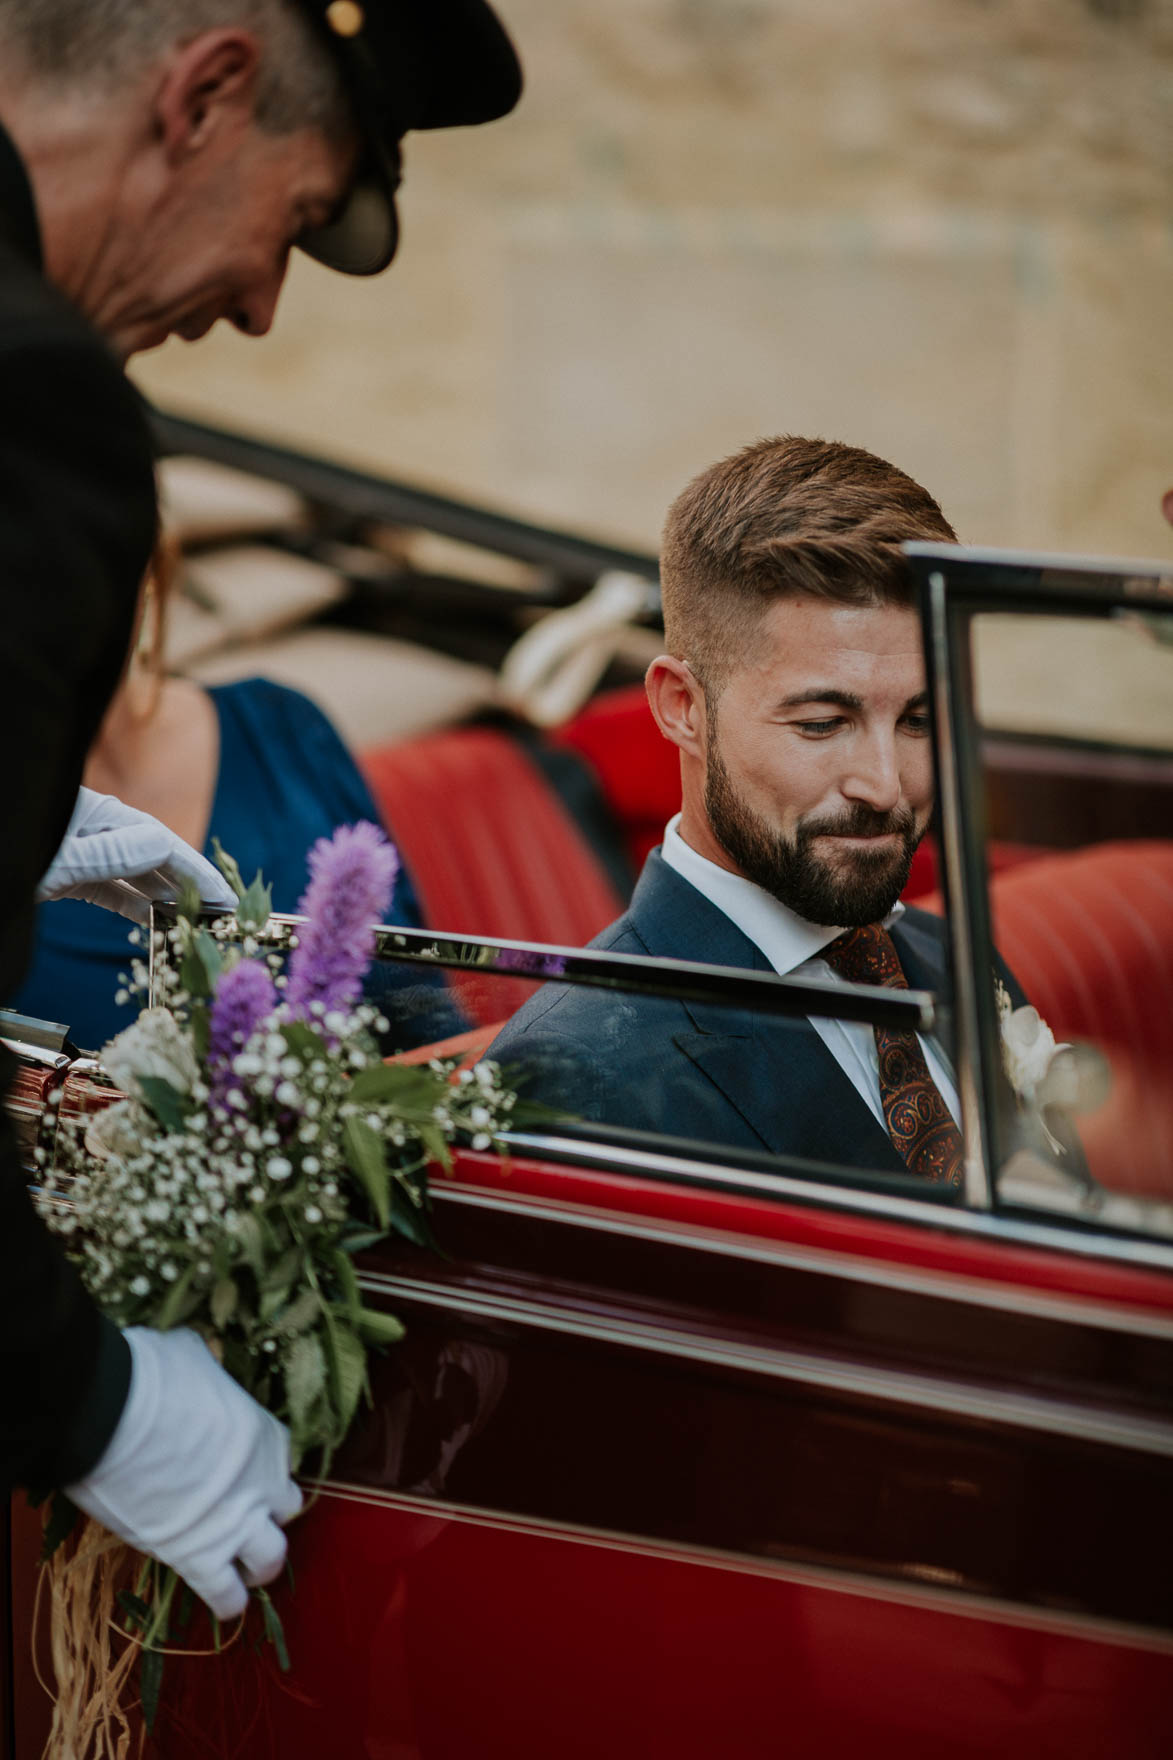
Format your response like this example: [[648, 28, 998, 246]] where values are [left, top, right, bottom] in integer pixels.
[[0, 115, 43, 268], [661, 812, 904, 978]]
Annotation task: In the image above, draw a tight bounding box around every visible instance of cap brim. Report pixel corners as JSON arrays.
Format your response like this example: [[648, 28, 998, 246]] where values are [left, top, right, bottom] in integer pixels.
[[298, 174, 399, 276]]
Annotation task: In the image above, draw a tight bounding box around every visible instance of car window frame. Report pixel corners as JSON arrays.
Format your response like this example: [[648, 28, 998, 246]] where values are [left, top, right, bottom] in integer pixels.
[[909, 540, 1173, 1253]]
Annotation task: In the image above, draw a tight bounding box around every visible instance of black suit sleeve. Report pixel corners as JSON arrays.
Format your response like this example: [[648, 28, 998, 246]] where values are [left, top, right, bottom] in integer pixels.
[[1, 318, 155, 1490]]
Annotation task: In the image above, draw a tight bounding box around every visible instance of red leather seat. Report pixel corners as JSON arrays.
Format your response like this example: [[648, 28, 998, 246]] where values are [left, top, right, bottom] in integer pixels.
[[362, 728, 624, 1023], [553, 685, 680, 871], [923, 841, 1173, 1198]]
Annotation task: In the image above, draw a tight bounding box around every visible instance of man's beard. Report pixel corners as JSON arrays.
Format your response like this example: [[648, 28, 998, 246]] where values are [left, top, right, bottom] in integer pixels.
[[703, 739, 926, 928]]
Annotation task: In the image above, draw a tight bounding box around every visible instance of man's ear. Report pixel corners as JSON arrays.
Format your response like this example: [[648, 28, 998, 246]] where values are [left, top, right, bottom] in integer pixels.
[[645, 655, 708, 760], [153, 30, 261, 162]]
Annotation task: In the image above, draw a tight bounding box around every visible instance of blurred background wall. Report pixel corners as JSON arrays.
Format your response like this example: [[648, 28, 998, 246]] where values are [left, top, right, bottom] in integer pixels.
[[132, 0, 1173, 559]]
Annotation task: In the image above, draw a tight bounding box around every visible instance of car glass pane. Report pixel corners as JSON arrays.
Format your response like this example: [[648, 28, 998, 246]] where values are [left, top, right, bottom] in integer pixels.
[[969, 604, 1173, 1240], [136, 919, 962, 1207]]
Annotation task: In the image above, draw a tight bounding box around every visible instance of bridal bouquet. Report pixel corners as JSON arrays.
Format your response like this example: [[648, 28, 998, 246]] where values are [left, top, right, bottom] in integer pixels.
[[33, 821, 527, 1751]]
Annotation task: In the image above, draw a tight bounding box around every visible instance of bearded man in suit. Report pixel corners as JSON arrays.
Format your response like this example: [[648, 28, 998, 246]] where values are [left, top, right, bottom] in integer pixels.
[[492, 436, 1076, 1193]]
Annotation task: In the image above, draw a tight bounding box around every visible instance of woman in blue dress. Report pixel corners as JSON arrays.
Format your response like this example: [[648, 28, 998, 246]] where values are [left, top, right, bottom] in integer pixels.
[[13, 573, 457, 1052]]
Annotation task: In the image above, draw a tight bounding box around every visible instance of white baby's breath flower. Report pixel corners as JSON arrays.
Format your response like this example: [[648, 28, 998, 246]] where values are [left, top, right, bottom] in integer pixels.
[[101, 1007, 199, 1098], [469, 1106, 491, 1130], [304, 1204, 323, 1224], [83, 1099, 141, 1163], [267, 1156, 293, 1181]]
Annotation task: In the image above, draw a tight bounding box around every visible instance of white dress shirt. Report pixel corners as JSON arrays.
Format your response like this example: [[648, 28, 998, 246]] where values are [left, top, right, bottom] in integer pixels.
[[661, 814, 961, 1132]]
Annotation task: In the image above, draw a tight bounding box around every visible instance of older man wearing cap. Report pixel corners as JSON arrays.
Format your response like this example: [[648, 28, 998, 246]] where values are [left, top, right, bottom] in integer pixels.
[[0, 0, 520, 1622]]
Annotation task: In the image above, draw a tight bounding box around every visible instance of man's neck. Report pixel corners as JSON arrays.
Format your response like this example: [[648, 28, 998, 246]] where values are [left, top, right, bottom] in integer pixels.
[[676, 790, 748, 879]]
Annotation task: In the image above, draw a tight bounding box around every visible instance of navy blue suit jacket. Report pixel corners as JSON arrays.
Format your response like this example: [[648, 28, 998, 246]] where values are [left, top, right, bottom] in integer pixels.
[[491, 849, 1036, 1180]]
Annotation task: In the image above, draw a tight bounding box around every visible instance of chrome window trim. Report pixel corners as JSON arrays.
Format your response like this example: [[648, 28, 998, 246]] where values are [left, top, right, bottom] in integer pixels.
[[926, 566, 992, 1209], [150, 907, 933, 1030]]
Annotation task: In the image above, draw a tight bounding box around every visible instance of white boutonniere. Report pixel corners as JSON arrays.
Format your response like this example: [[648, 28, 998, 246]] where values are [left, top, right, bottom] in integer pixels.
[[994, 977, 1071, 1153]]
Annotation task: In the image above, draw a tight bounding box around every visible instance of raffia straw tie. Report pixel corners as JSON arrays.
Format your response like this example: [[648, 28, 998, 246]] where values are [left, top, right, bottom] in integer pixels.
[[33, 1518, 244, 1760]]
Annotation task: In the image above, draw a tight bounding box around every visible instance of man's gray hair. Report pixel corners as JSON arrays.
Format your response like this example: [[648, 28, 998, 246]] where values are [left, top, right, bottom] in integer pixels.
[[0, 0, 350, 138]]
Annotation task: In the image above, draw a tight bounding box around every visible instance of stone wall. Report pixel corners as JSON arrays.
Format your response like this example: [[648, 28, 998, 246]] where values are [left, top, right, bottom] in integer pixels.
[[132, 0, 1173, 559]]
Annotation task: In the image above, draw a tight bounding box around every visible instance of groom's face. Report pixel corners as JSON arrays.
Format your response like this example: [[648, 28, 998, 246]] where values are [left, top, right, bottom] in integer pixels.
[[702, 595, 934, 927]]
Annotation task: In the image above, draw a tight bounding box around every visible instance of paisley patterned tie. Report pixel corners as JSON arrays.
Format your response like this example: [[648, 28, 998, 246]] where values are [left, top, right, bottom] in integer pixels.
[[822, 923, 964, 1190]]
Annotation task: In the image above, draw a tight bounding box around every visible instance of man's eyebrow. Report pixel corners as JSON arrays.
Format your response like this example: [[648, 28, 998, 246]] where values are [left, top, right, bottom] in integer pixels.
[[776, 689, 862, 711], [775, 688, 930, 714]]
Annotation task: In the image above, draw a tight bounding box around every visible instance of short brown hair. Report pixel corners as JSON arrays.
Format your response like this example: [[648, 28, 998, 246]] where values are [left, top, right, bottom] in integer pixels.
[[660, 435, 956, 692]]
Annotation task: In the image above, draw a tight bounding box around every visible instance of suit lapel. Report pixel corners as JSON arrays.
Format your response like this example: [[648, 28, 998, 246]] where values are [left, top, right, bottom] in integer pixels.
[[672, 1020, 907, 1171], [629, 853, 908, 1171]]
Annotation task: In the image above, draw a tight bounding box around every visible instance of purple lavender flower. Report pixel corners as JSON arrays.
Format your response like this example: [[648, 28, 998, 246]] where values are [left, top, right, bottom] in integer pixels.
[[284, 822, 398, 1023], [207, 958, 277, 1108]]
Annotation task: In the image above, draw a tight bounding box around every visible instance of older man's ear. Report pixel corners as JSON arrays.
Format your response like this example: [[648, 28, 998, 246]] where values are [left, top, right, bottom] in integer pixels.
[[1161, 488, 1173, 528], [645, 655, 708, 761]]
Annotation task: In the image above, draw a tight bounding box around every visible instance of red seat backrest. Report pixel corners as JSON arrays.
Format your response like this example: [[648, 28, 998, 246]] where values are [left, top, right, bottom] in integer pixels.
[[362, 728, 625, 1023], [553, 685, 680, 871], [922, 841, 1173, 1197]]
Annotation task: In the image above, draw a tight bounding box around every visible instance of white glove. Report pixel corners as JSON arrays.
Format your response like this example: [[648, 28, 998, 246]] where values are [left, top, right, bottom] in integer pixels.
[[67, 1328, 303, 1621], [37, 786, 237, 923]]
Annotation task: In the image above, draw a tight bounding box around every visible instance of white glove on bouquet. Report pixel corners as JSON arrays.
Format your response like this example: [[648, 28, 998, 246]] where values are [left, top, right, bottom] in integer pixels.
[[37, 786, 237, 923], [67, 1328, 303, 1621]]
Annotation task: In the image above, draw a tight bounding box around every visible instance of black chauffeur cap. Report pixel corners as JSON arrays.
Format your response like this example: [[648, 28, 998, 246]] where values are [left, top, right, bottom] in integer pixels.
[[292, 0, 522, 275]]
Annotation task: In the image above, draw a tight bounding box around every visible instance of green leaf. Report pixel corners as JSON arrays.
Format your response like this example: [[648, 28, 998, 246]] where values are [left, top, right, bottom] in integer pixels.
[[180, 946, 209, 999], [116, 1589, 151, 1630], [198, 929, 223, 975], [137, 1075, 192, 1134], [176, 1584, 195, 1632], [256, 1587, 291, 1673], [348, 1063, 438, 1107], [277, 1287, 322, 1336], [39, 1492, 79, 1561], [261, 1245, 302, 1294], [236, 873, 272, 933], [354, 1306, 405, 1347], [338, 1226, 387, 1257], [323, 1318, 367, 1435], [389, 1191, 440, 1252], [178, 928, 224, 1001], [330, 1248, 361, 1322], [280, 1022, 331, 1063], [343, 1115, 390, 1229], [414, 1120, 452, 1173], [177, 874, 202, 924], [210, 1277, 238, 1330], [156, 1264, 199, 1331], [140, 1646, 164, 1734], [284, 1332, 327, 1438], [257, 1247, 302, 1323], [232, 1213, 267, 1279], [210, 838, 246, 901], [190, 1002, 211, 1061]]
